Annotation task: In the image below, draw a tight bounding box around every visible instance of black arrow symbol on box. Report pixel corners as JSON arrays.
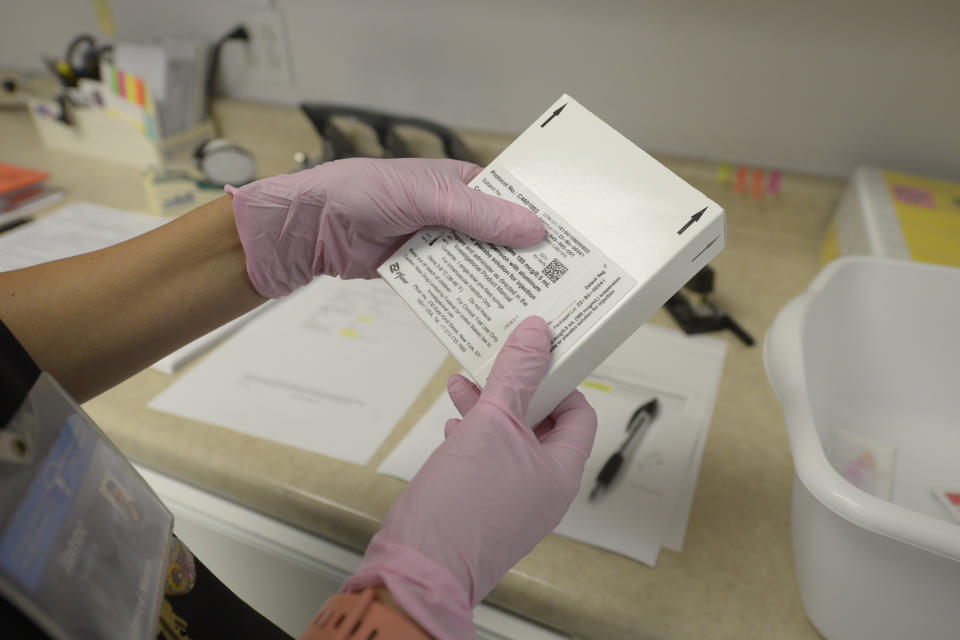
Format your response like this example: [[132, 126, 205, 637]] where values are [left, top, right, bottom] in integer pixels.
[[677, 207, 707, 235], [540, 103, 567, 128]]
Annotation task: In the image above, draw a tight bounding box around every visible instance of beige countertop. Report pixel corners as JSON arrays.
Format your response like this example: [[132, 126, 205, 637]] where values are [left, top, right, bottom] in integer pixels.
[[0, 94, 841, 639]]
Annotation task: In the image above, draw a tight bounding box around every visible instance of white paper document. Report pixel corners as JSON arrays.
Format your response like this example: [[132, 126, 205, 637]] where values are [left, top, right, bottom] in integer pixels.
[[149, 277, 449, 465], [378, 324, 727, 566], [150, 302, 277, 375], [0, 202, 164, 272]]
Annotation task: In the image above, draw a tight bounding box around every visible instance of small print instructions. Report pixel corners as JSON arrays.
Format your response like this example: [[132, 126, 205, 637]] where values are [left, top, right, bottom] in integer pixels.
[[384, 163, 636, 377]]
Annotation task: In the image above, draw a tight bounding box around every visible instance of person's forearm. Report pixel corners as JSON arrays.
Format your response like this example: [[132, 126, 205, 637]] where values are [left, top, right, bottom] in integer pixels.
[[0, 195, 265, 402]]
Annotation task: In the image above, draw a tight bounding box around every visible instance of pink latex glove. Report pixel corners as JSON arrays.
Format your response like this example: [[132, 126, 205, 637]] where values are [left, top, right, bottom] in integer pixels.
[[227, 158, 545, 297], [341, 316, 598, 639]]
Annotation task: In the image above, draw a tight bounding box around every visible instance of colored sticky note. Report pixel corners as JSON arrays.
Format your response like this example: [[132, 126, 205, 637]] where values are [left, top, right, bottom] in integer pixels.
[[750, 169, 764, 200], [884, 170, 960, 267], [117, 70, 126, 97], [132, 76, 144, 106], [767, 170, 782, 194], [124, 73, 137, 104], [107, 65, 119, 94], [892, 184, 935, 208], [339, 328, 358, 339], [144, 114, 156, 141], [716, 163, 732, 185], [141, 85, 154, 115], [733, 167, 748, 194]]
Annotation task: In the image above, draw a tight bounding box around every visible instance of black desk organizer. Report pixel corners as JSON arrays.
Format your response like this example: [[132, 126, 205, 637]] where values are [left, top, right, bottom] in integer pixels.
[[299, 103, 474, 163]]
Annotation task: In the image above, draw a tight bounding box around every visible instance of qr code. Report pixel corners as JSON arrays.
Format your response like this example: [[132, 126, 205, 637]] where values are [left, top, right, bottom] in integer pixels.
[[542, 258, 569, 283]]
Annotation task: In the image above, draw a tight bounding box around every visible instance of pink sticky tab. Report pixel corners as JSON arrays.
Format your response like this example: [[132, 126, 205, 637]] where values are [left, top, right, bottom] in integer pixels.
[[733, 167, 747, 194], [750, 169, 764, 200], [933, 489, 960, 524], [767, 171, 781, 194], [893, 184, 935, 208]]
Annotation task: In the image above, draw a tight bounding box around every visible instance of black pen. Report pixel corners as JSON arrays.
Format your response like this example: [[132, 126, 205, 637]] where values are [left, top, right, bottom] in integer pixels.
[[589, 398, 660, 502]]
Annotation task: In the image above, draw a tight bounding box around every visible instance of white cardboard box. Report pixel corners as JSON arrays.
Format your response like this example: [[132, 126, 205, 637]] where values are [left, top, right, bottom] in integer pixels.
[[378, 95, 725, 425]]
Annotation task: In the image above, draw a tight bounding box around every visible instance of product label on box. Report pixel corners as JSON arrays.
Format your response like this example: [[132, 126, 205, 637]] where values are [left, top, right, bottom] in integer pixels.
[[383, 163, 636, 378]]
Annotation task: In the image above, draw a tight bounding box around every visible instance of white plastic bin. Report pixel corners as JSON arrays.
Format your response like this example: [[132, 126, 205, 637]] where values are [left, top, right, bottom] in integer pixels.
[[764, 257, 960, 640]]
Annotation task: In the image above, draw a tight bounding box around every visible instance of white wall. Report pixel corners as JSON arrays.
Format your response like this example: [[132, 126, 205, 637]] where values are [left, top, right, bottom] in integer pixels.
[[2, 0, 958, 178]]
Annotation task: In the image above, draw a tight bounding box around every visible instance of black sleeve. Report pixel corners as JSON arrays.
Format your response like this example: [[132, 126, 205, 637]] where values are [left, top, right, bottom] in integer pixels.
[[0, 318, 40, 428], [0, 320, 45, 635]]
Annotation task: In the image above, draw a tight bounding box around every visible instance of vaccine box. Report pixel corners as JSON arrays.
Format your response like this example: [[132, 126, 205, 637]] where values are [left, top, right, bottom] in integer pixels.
[[378, 95, 725, 426], [824, 167, 960, 267]]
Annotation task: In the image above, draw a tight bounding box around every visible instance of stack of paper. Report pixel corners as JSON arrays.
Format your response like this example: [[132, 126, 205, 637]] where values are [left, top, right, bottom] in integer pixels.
[[149, 277, 449, 465], [378, 324, 727, 566]]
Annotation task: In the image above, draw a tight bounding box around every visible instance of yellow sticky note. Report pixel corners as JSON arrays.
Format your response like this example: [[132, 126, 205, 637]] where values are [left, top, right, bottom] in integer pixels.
[[884, 171, 960, 267], [716, 163, 733, 185], [90, 0, 116, 35], [355, 315, 373, 323], [339, 328, 358, 339], [124, 74, 137, 105], [142, 85, 153, 115], [581, 380, 611, 392]]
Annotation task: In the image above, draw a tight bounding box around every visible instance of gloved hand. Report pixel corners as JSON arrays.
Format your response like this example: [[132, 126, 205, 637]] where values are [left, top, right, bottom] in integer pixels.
[[341, 316, 598, 639], [227, 158, 545, 297]]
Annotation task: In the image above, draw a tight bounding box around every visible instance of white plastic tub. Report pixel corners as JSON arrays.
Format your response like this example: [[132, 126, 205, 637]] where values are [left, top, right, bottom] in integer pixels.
[[764, 257, 960, 640]]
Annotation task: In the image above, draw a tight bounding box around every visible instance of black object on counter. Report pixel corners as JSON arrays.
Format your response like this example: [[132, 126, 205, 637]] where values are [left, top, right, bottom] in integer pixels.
[[665, 265, 754, 346], [299, 103, 474, 164]]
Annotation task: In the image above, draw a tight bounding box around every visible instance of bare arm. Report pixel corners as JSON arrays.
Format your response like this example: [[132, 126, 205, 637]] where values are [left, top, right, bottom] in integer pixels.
[[0, 195, 265, 402], [0, 159, 541, 404]]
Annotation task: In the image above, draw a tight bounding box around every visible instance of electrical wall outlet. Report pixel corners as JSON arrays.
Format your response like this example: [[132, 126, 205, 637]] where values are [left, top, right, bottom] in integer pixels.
[[222, 8, 295, 87]]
